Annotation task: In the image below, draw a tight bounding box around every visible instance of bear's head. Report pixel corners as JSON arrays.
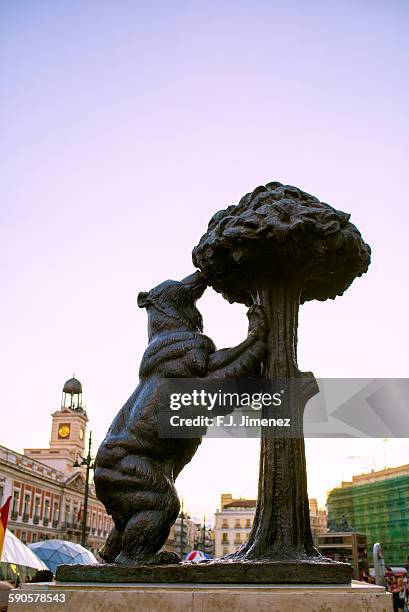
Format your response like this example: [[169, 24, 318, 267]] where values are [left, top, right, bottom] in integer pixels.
[[137, 271, 207, 339]]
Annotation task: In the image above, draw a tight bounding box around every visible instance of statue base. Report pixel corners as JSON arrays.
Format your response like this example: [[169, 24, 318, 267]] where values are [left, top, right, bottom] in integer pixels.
[[55, 559, 352, 584], [13, 581, 390, 612]]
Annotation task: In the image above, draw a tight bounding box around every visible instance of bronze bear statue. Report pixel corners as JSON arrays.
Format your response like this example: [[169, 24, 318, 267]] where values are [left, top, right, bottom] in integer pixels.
[[94, 271, 267, 566]]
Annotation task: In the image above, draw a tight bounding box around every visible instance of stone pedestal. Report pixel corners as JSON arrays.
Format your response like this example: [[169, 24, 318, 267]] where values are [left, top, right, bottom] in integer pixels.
[[8, 581, 392, 612], [55, 559, 352, 584]]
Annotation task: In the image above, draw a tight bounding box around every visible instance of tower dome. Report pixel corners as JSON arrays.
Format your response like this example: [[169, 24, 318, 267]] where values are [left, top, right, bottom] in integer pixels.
[[61, 375, 83, 410], [63, 377, 82, 394]]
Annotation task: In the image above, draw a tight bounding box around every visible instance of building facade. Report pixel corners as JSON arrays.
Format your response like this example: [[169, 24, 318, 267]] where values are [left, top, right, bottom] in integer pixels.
[[163, 512, 214, 558], [163, 515, 197, 556], [214, 493, 327, 558], [309, 497, 328, 546], [327, 464, 409, 566], [193, 521, 215, 558], [0, 377, 113, 558], [317, 531, 368, 580], [214, 494, 256, 558]]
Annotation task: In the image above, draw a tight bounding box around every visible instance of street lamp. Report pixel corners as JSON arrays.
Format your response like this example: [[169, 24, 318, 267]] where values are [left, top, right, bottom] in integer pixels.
[[73, 431, 95, 547], [179, 499, 186, 557], [202, 515, 206, 553]]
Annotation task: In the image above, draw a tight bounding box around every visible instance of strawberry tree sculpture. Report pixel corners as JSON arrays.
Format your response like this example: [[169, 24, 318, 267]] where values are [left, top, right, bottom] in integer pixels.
[[193, 181, 371, 563]]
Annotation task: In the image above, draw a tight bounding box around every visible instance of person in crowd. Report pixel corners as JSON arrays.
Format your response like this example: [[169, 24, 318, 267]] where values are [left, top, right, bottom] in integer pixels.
[[396, 576, 406, 611], [390, 576, 400, 612]]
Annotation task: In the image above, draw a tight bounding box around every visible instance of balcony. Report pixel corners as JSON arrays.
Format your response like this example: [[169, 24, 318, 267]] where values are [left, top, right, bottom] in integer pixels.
[[43, 518, 49, 526], [61, 521, 71, 529], [33, 515, 40, 525], [22, 513, 29, 523], [11, 510, 18, 520], [65, 521, 81, 532], [221, 540, 230, 545], [52, 520, 59, 528]]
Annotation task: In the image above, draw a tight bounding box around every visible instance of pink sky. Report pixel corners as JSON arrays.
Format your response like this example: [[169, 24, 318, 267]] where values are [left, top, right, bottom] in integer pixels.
[[1, 0, 408, 520]]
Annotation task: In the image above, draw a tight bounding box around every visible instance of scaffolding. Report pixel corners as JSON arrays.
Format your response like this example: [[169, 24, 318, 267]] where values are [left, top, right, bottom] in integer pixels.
[[327, 474, 409, 566]]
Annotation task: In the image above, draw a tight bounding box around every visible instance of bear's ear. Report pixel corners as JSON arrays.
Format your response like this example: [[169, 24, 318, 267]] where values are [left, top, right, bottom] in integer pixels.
[[137, 291, 150, 308]]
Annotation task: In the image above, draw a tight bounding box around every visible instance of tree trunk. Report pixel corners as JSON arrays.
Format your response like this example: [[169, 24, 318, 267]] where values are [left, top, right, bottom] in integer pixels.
[[233, 279, 320, 560]]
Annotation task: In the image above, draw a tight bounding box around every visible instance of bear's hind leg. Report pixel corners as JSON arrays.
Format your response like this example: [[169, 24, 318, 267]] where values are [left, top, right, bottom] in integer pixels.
[[116, 503, 180, 566], [98, 525, 123, 563]]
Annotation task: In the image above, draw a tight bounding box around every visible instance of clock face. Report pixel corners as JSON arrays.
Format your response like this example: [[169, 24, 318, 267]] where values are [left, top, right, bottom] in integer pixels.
[[58, 424, 71, 439], [79, 428, 84, 440]]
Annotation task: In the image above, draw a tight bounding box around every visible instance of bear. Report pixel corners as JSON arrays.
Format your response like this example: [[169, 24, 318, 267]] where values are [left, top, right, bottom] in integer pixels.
[[94, 270, 267, 566]]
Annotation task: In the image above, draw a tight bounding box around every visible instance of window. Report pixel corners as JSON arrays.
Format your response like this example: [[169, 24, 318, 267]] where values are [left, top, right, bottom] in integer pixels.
[[73, 503, 79, 524], [32, 533, 37, 543], [12, 490, 19, 515], [246, 519, 251, 528], [34, 497, 40, 518], [222, 519, 229, 528], [222, 532, 229, 543], [53, 503, 59, 523], [23, 494, 30, 520], [235, 519, 241, 528], [44, 499, 50, 522]]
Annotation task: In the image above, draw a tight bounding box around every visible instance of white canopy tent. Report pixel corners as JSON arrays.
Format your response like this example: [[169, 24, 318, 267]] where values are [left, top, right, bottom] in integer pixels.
[[1, 529, 48, 582]]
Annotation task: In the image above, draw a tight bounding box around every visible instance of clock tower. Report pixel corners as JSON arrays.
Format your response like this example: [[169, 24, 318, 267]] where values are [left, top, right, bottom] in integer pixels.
[[24, 376, 89, 474], [50, 376, 88, 456]]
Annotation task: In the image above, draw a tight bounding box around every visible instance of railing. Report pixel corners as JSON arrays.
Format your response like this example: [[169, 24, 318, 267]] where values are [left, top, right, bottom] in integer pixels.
[[0, 445, 65, 482], [33, 515, 40, 525], [52, 520, 59, 528], [11, 510, 18, 520], [22, 513, 29, 523], [65, 521, 81, 531], [43, 518, 49, 526]]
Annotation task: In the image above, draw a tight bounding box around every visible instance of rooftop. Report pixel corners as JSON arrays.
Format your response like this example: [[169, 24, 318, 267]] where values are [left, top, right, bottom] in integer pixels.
[[222, 499, 257, 509], [340, 464, 409, 488]]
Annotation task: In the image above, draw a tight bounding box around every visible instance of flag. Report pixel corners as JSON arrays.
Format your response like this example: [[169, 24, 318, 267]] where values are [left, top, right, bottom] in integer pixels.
[[0, 496, 12, 558]]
